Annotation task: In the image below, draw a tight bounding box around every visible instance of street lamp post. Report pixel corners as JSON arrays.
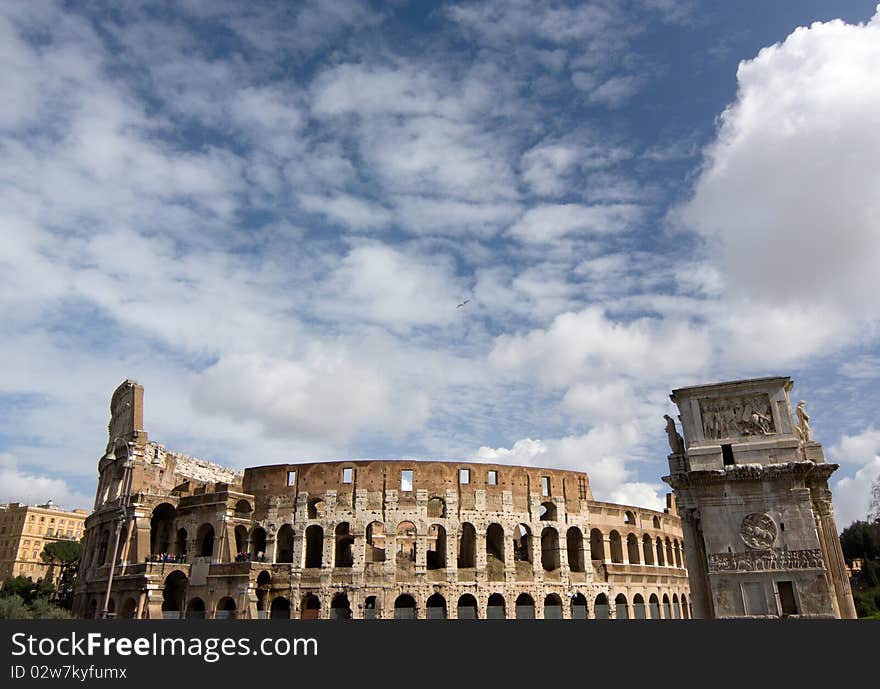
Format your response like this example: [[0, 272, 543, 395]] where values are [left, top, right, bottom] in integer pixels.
[[100, 439, 136, 619]]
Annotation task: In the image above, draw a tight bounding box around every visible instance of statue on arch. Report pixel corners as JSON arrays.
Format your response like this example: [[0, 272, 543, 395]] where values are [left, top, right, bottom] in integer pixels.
[[664, 414, 685, 454]]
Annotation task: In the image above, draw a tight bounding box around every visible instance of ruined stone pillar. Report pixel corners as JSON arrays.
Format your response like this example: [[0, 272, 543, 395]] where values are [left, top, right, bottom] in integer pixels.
[[813, 495, 857, 619]]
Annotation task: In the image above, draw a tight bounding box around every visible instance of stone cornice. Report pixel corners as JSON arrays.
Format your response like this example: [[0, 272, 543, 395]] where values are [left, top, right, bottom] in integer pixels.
[[662, 461, 837, 488]]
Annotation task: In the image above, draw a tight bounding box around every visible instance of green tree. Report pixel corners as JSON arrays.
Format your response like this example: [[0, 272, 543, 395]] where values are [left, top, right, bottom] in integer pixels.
[[840, 520, 880, 562], [41, 539, 83, 608]]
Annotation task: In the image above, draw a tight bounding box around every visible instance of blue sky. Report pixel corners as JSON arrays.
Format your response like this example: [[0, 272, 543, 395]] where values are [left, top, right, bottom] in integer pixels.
[[2, 0, 880, 526]]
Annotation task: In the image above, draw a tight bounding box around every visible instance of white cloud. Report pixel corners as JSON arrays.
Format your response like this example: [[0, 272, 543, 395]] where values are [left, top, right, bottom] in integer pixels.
[[507, 203, 643, 243], [0, 454, 93, 511]]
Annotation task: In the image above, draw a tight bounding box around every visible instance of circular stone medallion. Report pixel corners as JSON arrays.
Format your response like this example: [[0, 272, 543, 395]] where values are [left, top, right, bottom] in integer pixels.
[[740, 513, 777, 550]]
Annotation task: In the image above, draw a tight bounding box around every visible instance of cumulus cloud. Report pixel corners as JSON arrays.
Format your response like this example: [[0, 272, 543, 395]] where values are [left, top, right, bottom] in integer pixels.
[[507, 203, 643, 243], [0, 454, 93, 511]]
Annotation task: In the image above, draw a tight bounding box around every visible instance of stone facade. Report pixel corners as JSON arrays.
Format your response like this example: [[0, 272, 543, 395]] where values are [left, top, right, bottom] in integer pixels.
[[73, 380, 690, 620], [663, 376, 857, 619], [0, 501, 89, 581]]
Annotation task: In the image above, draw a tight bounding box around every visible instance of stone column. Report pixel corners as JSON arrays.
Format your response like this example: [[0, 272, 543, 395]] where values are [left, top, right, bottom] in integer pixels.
[[813, 495, 858, 619], [680, 510, 713, 619]]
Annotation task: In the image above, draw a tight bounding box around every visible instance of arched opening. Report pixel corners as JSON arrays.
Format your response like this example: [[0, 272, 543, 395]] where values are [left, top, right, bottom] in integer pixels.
[[486, 523, 505, 580], [335, 523, 353, 567], [366, 522, 386, 563], [196, 524, 215, 559], [539, 501, 557, 521], [394, 594, 416, 620], [615, 593, 629, 620], [150, 503, 177, 556], [673, 594, 682, 619], [426, 593, 447, 619], [427, 497, 445, 518], [544, 593, 563, 619], [305, 525, 323, 568], [88, 599, 98, 619], [234, 499, 252, 517], [590, 529, 605, 563], [663, 594, 672, 620], [121, 597, 138, 619], [633, 594, 646, 619], [487, 593, 506, 619], [566, 527, 584, 572], [97, 529, 110, 565], [234, 525, 248, 559], [215, 597, 236, 620], [649, 594, 661, 619], [107, 598, 116, 616], [186, 597, 206, 620], [161, 570, 187, 619], [656, 538, 665, 566], [363, 596, 378, 620], [256, 571, 271, 612], [307, 497, 324, 519], [515, 593, 535, 619], [624, 510, 636, 525], [627, 533, 640, 564], [643, 534, 655, 565], [541, 527, 560, 571], [250, 527, 267, 561], [571, 592, 588, 620], [173, 528, 187, 558], [594, 593, 610, 620], [270, 597, 291, 620], [427, 524, 446, 570], [609, 531, 623, 563], [674, 540, 682, 568], [652, 516, 661, 529], [276, 524, 294, 563], [682, 594, 690, 619], [665, 538, 674, 567], [396, 521, 417, 565], [513, 524, 533, 566], [301, 594, 321, 619], [458, 522, 476, 568], [457, 594, 478, 619], [331, 593, 352, 620]]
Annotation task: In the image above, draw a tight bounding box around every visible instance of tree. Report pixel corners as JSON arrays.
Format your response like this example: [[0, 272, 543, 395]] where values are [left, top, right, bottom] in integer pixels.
[[41, 540, 82, 609], [840, 521, 880, 562]]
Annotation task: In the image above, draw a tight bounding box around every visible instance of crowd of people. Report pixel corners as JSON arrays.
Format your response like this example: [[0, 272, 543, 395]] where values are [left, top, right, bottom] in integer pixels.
[[145, 552, 187, 563], [234, 552, 266, 562]]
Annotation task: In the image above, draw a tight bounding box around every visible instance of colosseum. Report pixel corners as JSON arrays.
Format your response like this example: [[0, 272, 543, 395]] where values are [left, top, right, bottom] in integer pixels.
[[73, 380, 691, 620]]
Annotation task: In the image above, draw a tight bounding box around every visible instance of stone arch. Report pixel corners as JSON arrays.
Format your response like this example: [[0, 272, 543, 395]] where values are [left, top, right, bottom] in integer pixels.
[[234, 525, 248, 557], [590, 529, 605, 563], [673, 593, 682, 619], [215, 597, 236, 620], [513, 523, 532, 565], [121, 597, 138, 619], [487, 593, 506, 619], [427, 524, 446, 569], [88, 598, 98, 619], [544, 593, 563, 619], [663, 593, 672, 619], [539, 501, 557, 521], [609, 530, 623, 563], [566, 527, 584, 572], [665, 538, 674, 566], [307, 497, 324, 519], [276, 524, 294, 563], [674, 540, 682, 568], [515, 593, 535, 619], [642, 534, 655, 565], [331, 593, 352, 620], [457, 594, 478, 619], [615, 593, 629, 620], [196, 523, 215, 558], [186, 597, 206, 619], [150, 503, 177, 556], [594, 593, 610, 620], [624, 510, 636, 525], [458, 522, 476, 568], [173, 528, 187, 557], [396, 521, 417, 563], [97, 529, 110, 565], [250, 526, 267, 561], [161, 570, 187, 617], [427, 496, 446, 518], [335, 522, 354, 567], [486, 523, 505, 580], [633, 593, 646, 619], [394, 593, 417, 620], [256, 570, 271, 612], [363, 595, 378, 620], [627, 532, 640, 564], [426, 593, 447, 619], [649, 593, 661, 619], [541, 527, 560, 571], [652, 515, 661, 529], [270, 597, 291, 620], [301, 593, 320, 619], [234, 499, 252, 517], [682, 594, 690, 619], [366, 521, 386, 563], [656, 537, 665, 566], [304, 525, 323, 568]]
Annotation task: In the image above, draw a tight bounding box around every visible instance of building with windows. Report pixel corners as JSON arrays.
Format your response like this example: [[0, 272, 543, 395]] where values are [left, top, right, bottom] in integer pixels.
[[0, 501, 88, 581], [73, 380, 690, 619]]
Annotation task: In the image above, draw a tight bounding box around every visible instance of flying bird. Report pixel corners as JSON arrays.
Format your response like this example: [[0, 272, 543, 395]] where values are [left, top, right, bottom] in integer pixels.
[[456, 299, 470, 309]]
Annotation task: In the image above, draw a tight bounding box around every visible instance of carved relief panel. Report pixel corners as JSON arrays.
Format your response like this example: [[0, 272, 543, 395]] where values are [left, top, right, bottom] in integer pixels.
[[699, 394, 775, 440]]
